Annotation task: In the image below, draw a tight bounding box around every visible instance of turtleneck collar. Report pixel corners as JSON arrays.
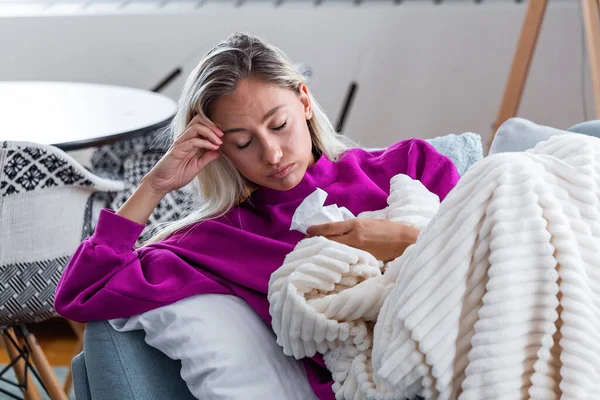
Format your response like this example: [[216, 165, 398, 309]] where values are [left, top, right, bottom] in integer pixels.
[[251, 152, 340, 205]]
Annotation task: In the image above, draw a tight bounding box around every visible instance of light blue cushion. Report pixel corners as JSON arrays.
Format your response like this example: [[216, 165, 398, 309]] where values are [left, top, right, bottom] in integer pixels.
[[568, 120, 600, 137], [426, 132, 483, 176]]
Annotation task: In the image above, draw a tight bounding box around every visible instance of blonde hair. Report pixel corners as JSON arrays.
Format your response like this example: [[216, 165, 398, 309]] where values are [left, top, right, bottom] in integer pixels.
[[139, 32, 353, 247]]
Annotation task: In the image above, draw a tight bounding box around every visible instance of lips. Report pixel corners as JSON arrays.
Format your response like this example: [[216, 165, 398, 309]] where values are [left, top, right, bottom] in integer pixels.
[[269, 163, 294, 179]]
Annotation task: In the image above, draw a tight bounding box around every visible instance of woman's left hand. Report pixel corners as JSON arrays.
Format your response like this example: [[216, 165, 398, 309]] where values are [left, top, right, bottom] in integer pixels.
[[306, 219, 420, 262]]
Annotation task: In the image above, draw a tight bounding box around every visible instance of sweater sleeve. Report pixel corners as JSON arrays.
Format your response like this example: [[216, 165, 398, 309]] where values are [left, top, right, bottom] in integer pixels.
[[54, 208, 232, 322], [377, 138, 460, 202]]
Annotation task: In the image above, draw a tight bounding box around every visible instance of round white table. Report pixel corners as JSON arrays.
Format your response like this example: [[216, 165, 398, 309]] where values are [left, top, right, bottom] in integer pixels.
[[0, 81, 177, 151]]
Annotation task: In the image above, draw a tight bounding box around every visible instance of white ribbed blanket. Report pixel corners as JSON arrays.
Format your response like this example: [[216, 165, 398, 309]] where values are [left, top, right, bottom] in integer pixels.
[[268, 134, 600, 400]]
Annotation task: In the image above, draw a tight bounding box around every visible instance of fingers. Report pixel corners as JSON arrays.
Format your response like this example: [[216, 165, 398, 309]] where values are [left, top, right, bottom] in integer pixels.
[[186, 113, 224, 141], [181, 137, 221, 153], [306, 220, 355, 237], [176, 113, 224, 152], [178, 123, 223, 147]]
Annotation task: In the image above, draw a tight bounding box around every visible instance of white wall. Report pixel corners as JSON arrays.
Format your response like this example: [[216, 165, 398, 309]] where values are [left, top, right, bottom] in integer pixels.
[[0, 1, 591, 152]]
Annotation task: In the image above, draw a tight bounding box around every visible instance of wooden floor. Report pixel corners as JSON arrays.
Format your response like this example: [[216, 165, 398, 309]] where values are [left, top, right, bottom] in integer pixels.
[[1, 318, 79, 366]]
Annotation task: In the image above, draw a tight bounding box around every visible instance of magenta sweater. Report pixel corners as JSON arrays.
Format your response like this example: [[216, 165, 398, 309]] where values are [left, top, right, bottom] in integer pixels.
[[55, 138, 459, 399]]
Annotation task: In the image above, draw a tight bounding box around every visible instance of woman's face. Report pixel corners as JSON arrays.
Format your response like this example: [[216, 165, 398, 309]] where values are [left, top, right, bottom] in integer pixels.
[[210, 78, 315, 191]]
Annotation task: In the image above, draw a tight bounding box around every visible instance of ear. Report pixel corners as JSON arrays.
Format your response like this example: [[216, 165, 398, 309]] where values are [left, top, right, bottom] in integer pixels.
[[298, 83, 313, 120]]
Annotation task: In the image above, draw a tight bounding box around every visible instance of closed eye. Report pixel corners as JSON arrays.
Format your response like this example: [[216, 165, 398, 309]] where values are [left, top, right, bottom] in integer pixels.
[[236, 120, 287, 149], [273, 120, 287, 131], [237, 140, 252, 150]]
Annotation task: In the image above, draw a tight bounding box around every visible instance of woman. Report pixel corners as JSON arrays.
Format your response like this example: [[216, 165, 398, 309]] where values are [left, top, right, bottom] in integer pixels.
[[55, 32, 459, 399]]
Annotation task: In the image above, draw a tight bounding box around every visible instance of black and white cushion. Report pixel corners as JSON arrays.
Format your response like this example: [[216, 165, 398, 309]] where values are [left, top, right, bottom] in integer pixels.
[[90, 130, 170, 176], [0, 141, 125, 329], [109, 151, 195, 245], [91, 132, 194, 246]]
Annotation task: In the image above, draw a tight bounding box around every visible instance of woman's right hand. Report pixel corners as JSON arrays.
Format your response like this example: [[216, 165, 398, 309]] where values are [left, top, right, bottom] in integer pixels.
[[142, 114, 224, 196]]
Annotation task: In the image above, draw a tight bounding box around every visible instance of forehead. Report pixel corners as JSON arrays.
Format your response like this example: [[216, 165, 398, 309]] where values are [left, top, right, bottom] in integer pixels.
[[210, 79, 295, 124]]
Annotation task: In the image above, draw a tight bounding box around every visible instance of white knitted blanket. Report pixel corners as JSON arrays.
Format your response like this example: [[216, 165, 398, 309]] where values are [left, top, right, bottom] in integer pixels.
[[268, 133, 600, 400]]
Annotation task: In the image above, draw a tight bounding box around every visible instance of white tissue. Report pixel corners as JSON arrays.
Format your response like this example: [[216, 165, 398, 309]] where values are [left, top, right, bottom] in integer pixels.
[[290, 188, 355, 234]]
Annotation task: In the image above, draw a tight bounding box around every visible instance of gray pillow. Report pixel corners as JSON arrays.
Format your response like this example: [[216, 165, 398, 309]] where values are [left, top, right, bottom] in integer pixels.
[[568, 120, 600, 137], [489, 118, 568, 154]]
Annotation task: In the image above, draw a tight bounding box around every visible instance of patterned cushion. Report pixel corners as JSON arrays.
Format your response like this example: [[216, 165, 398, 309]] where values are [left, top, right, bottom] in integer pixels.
[[1, 146, 93, 196], [91, 130, 170, 175], [110, 151, 194, 245], [0, 141, 124, 328], [90, 132, 193, 245]]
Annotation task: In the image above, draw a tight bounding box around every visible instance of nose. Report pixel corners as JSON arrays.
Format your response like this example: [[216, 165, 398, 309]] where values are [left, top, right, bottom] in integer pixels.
[[261, 137, 283, 165]]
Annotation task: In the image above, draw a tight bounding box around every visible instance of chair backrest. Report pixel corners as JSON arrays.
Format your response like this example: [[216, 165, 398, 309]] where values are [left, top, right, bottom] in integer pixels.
[[0, 140, 124, 328]]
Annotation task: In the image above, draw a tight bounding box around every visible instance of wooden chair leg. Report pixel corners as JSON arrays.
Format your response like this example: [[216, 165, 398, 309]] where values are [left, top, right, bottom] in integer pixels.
[[63, 320, 85, 393], [491, 0, 549, 144], [19, 327, 68, 400], [1, 328, 42, 400], [583, 0, 600, 118]]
